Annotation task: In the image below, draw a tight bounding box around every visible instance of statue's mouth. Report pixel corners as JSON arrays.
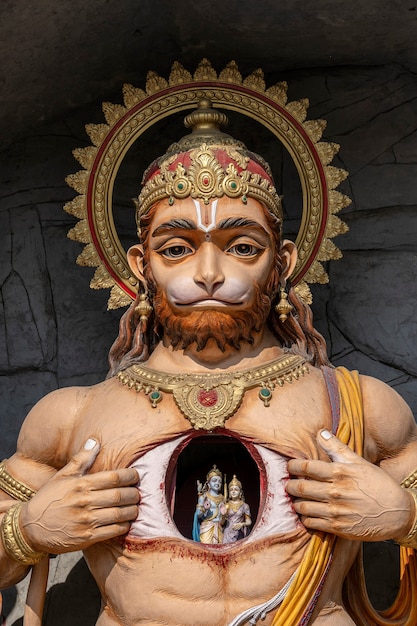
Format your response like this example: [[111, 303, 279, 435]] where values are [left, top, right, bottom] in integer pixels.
[[176, 299, 243, 307]]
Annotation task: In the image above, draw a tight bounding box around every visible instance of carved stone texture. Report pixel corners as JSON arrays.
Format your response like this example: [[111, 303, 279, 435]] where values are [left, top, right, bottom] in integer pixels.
[[0, 212, 11, 370], [39, 206, 120, 384], [328, 249, 417, 377], [352, 164, 417, 211], [0, 371, 57, 458], [323, 66, 417, 176], [0, 211, 11, 286], [332, 348, 410, 386], [393, 129, 417, 163], [339, 206, 417, 252], [328, 325, 416, 416], [1, 207, 56, 371]]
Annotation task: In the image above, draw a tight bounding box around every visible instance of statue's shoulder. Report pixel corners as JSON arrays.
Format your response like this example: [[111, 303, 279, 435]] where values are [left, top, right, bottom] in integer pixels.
[[17, 383, 98, 465], [360, 374, 416, 456], [360, 374, 412, 416]]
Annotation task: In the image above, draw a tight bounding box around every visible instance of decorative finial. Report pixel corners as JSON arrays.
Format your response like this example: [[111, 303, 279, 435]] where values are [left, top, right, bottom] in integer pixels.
[[183, 98, 229, 137]]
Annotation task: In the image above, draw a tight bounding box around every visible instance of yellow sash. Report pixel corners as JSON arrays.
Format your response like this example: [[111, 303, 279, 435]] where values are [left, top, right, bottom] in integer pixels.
[[271, 367, 417, 625]]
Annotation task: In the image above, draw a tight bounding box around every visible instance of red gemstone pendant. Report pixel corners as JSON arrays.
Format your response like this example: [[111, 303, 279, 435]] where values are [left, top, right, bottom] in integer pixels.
[[197, 389, 218, 407]]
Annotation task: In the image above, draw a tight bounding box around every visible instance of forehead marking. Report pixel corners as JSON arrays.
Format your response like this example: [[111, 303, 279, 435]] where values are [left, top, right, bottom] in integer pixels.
[[192, 199, 218, 233]]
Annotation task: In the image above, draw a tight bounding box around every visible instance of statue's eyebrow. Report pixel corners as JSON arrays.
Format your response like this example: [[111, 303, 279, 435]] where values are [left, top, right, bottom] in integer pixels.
[[217, 217, 260, 229], [152, 216, 269, 238], [152, 218, 197, 237], [217, 217, 269, 234]]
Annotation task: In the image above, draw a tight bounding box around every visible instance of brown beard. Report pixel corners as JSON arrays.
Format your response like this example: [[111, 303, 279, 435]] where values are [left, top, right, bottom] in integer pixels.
[[153, 288, 271, 352]]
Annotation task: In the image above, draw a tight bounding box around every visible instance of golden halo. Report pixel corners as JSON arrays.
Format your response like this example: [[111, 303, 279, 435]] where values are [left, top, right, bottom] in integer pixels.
[[65, 59, 350, 310]]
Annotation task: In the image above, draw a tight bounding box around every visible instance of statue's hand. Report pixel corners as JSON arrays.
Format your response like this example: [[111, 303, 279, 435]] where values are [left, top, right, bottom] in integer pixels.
[[286, 430, 414, 541], [19, 439, 140, 554]]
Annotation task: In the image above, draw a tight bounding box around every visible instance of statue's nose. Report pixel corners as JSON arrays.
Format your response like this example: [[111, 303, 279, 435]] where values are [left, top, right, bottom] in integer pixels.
[[193, 243, 225, 295]]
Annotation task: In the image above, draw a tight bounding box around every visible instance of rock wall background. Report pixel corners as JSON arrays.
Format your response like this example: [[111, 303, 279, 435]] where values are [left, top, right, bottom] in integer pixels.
[[1, 63, 416, 622]]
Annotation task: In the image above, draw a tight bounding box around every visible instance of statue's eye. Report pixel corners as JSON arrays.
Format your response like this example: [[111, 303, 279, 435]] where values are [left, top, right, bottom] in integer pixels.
[[228, 243, 260, 257], [161, 245, 193, 259]]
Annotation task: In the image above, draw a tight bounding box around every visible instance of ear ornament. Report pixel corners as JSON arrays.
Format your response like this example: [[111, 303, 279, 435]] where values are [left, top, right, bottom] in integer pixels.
[[135, 292, 153, 324], [275, 286, 293, 323]]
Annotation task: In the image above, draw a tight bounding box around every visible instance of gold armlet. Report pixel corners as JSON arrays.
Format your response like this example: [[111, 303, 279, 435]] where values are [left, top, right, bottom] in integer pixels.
[[397, 489, 417, 549], [0, 462, 36, 501], [1, 502, 46, 565], [401, 468, 417, 490]]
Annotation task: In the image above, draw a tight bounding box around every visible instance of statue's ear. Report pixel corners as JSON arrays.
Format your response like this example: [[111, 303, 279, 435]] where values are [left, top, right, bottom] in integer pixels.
[[279, 240, 298, 282], [127, 244, 146, 284]]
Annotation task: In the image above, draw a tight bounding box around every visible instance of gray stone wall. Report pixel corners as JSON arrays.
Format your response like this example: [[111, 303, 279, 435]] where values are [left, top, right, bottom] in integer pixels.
[[1, 63, 416, 622]]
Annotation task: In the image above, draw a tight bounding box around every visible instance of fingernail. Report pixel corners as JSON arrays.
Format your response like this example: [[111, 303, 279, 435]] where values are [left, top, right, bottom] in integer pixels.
[[320, 430, 332, 440], [84, 438, 97, 450]]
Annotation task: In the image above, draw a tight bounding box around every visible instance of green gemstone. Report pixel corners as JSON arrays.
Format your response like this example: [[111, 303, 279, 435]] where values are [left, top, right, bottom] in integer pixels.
[[230, 181, 237, 189], [150, 391, 161, 400], [260, 388, 271, 398], [178, 182, 184, 190]]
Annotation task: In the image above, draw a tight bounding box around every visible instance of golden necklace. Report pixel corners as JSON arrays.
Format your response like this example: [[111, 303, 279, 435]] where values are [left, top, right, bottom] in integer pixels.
[[204, 492, 225, 504], [226, 500, 245, 512], [117, 353, 309, 431]]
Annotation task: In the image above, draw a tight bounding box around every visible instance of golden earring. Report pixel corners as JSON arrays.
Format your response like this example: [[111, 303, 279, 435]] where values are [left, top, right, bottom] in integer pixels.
[[275, 286, 293, 323], [135, 292, 153, 323]]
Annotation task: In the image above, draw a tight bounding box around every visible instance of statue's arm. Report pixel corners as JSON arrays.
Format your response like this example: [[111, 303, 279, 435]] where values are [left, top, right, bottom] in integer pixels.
[[196, 494, 208, 519], [0, 388, 72, 586], [286, 376, 417, 542], [243, 503, 252, 526], [0, 387, 139, 589], [361, 375, 417, 543], [361, 375, 417, 481]]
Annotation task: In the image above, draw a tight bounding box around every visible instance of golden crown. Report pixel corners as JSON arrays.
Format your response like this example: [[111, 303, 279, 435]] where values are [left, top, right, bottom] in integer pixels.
[[229, 475, 242, 489], [135, 99, 282, 226], [206, 465, 223, 481]]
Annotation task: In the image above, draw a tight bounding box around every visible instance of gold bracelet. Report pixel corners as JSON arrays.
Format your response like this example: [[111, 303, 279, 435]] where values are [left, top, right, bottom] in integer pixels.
[[0, 462, 36, 502], [397, 489, 417, 549], [401, 468, 417, 490], [1, 502, 46, 565]]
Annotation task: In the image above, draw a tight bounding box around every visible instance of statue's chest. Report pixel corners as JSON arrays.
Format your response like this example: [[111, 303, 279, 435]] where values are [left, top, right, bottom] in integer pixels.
[[126, 424, 312, 544], [91, 375, 331, 546]]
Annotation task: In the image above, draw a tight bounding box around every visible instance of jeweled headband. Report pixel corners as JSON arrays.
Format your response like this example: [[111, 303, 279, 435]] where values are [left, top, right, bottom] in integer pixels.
[[229, 475, 242, 489], [135, 98, 282, 230], [206, 465, 223, 481]]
